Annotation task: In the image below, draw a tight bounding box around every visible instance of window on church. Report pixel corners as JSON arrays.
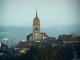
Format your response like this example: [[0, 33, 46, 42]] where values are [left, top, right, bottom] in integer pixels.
[[36, 27, 37, 31]]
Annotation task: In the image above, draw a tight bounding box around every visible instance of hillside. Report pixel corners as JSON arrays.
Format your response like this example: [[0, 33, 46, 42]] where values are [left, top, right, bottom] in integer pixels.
[[0, 25, 80, 43]]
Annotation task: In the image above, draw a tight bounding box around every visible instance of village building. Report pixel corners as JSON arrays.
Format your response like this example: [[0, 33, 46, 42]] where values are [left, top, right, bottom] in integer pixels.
[[58, 34, 80, 43], [0, 42, 8, 51], [27, 11, 49, 41]]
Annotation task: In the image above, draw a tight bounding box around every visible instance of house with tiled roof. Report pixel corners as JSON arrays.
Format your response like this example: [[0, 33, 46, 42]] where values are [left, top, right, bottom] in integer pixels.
[[58, 34, 80, 43], [0, 42, 8, 51], [15, 41, 52, 53]]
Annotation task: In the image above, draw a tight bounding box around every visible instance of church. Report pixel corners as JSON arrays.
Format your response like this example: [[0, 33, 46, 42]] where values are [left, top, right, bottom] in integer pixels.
[[27, 11, 49, 41]]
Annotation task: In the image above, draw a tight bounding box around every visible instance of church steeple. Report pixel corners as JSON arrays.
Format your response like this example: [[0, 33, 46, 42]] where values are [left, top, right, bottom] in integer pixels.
[[33, 9, 40, 40], [36, 10, 38, 18]]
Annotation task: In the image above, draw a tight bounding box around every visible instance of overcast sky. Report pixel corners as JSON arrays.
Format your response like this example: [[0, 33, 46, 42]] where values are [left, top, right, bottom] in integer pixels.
[[0, 0, 80, 27]]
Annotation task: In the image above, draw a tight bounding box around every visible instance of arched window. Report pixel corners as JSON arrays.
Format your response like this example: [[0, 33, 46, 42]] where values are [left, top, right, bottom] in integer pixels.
[[36, 27, 37, 31]]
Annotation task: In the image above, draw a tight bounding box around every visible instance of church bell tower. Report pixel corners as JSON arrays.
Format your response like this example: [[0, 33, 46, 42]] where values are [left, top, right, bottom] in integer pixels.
[[33, 11, 41, 40]]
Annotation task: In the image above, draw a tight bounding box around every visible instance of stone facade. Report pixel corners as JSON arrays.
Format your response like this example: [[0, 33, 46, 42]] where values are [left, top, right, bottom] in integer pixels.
[[27, 33, 49, 41], [27, 11, 49, 41]]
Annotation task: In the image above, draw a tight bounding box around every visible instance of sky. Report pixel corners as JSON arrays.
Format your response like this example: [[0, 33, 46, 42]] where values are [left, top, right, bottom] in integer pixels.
[[0, 0, 80, 27]]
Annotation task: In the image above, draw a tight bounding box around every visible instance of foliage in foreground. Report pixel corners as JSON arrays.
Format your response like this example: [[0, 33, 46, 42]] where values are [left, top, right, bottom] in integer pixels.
[[1, 43, 80, 60]]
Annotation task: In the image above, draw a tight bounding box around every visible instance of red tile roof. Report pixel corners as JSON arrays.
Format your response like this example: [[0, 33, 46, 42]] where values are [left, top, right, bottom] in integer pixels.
[[16, 41, 30, 48], [15, 41, 51, 48]]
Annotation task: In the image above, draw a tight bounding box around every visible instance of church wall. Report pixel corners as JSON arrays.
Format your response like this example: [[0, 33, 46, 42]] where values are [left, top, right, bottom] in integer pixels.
[[33, 25, 40, 33], [26, 11, 50, 41]]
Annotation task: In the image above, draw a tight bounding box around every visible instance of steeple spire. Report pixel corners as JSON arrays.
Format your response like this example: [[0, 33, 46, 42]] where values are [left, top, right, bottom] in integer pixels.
[[36, 10, 38, 18], [36, 7, 38, 18]]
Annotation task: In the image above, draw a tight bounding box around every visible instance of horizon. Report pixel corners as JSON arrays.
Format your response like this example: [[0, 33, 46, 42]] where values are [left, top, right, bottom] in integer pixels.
[[0, 24, 80, 38], [0, 24, 80, 28]]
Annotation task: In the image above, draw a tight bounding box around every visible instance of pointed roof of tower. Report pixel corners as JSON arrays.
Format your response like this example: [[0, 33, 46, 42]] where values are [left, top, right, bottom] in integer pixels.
[[33, 10, 40, 25], [36, 10, 38, 18]]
